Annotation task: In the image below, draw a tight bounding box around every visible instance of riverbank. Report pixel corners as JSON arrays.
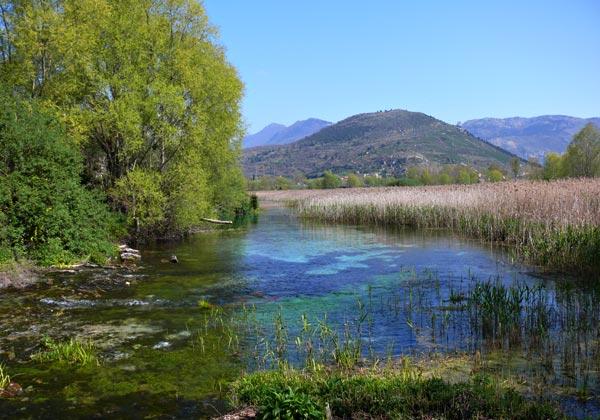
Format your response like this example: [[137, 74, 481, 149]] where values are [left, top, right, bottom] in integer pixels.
[[227, 363, 565, 419], [256, 179, 600, 275], [0, 262, 40, 289]]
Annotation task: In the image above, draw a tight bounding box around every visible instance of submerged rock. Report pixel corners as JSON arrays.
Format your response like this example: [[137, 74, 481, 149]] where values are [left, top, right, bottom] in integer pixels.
[[152, 341, 171, 350], [0, 382, 23, 398]]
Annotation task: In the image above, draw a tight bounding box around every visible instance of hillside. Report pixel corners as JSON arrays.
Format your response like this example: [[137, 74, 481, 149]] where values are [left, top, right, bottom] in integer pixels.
[[243, 118, 331, 148], [243, 109, 519, 178], [461, 115, 600, 160]]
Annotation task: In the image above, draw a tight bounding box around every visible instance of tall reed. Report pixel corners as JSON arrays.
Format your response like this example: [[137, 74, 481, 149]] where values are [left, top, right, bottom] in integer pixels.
[[257, 179, 600, 274]]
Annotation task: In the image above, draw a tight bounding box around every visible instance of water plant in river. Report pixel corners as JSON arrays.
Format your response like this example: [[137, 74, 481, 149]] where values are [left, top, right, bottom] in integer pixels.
[[230, 366, 565, 419], [256, 179, 600, 274], [31, 337, 99, 366], [0, 363, 10, 391]]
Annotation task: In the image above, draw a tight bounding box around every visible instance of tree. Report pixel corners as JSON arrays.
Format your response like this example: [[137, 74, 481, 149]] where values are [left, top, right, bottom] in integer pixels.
[[321, 171, 341, 189], [542, 153, 564, 180], [510, 157, 521, 178], [487, 169, 503, 182], [562, 124, 600, 177], [347, 173, 364, 188], [0, 0, 246, 235], [420, 169, 434, 185]]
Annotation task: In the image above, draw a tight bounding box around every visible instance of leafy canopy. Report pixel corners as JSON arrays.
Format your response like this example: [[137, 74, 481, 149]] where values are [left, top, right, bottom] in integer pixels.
[[0, 0, 246, 235]]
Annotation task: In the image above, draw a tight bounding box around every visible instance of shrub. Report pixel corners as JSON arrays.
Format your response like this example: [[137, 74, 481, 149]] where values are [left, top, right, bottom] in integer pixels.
[[0, 92, 120, 265]]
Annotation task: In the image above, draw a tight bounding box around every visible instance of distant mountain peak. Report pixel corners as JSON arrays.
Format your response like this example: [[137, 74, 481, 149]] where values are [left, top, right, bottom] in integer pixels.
[[243, 118, 331, 149], [461, 115, 600, 160]]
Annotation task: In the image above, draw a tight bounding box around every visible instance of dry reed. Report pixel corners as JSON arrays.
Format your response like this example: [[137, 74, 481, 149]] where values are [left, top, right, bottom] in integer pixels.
[[256, 179, 600, 273]]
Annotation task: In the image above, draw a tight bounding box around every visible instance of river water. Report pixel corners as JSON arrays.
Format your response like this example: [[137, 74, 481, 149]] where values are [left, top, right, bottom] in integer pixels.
[[0, 207, 598, 418]]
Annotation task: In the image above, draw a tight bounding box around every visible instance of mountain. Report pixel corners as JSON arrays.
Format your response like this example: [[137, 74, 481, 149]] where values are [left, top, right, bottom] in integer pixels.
[[243, 109, 519, 178], [243, 118, 331, 148], [242, 123, 286, 149], [461, 116, 600, 160]]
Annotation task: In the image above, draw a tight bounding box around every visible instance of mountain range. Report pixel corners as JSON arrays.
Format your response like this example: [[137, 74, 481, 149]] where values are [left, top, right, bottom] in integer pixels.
[[243, 109, 518, 178], [461, 116, 600, 160], [243, 118, 331, 148]]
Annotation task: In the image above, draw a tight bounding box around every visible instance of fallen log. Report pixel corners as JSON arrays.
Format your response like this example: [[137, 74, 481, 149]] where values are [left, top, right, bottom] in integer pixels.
[[201, 217, 233, 225]]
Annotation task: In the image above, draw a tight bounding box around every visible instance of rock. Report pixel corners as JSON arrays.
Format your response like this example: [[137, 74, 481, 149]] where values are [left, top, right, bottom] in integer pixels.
[[119, 244, 141, 264], [169, 255, 178, 264], [0, 382, 23, 398], [216, 407, 257, 420]]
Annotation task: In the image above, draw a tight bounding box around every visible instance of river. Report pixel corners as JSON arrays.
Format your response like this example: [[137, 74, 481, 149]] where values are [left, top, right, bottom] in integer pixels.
[[0, 207, 598, 418]]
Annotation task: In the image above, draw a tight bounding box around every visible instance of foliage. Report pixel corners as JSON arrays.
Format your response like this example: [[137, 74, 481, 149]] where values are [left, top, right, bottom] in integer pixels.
[[542, 152, 565, 180], [486, 168, 503, 182], [256, 386, 323, 420], [0, 91, 119, 265], [346, 173, 363, 188], [320, 171, 341, 189], [510, 157, 521, 178], [32, 337, 99, 366], [0, 0, 246, 237], [562, 123, 600, 177], [0, 363, 10, 390], [231, 368, 564, 419]]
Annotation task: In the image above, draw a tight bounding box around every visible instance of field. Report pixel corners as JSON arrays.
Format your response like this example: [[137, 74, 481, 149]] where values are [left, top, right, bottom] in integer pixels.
[[256, 179, 600, 274]]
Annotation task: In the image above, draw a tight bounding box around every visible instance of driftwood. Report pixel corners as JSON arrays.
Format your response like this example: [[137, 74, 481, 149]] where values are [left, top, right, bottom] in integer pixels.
[[201, 217, 233, 225]]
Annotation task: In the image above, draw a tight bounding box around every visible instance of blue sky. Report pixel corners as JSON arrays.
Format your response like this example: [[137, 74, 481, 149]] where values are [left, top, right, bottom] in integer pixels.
[[204, 1, 600, 133]]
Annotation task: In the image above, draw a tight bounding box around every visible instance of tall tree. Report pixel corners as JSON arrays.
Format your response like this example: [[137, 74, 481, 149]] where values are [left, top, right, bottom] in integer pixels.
[[0, 0, 246, 234], [563, 123, 600, 178]]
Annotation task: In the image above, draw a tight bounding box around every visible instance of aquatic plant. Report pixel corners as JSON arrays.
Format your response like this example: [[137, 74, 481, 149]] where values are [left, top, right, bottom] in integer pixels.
[[256, 179, 600, 274], [0, 363, 10, 390], [32, 337, 99, 366], [197, 299, 215, 310]]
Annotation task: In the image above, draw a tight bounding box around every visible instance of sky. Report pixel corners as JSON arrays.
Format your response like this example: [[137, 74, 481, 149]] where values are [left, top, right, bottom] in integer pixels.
[[204, 1, 600, 133]]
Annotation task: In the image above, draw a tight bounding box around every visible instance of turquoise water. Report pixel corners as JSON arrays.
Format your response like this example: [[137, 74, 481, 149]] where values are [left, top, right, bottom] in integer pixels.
[[0, 207, 598, 418]]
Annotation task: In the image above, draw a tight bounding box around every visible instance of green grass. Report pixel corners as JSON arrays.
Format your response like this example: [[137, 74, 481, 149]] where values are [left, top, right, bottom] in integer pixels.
[[31, 337, 99, 366], [230, 367, 565, 419]]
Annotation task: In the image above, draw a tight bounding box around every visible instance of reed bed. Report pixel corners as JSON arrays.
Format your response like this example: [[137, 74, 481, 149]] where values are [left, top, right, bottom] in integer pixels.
[[257, 179, 600, 273]]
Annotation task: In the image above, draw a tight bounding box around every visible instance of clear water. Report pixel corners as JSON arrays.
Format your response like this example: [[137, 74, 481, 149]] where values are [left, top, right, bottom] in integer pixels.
[[0, 207, 598, 418]]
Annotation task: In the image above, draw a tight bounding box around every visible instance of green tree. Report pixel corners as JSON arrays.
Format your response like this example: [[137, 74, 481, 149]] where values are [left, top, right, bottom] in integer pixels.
[[457, 167, 478, 184], [0, 91, 118, 265], [562, 123, 600, 177], [321, 171, 341, 189], [347, 173, 364, 188], [487, 169, 503, 182], [0, 0, 246, 235], [542, 153, 564, 180], [438, 173, 452, 185], [420, 169, 434, 185], [510, 157, 521, 178]]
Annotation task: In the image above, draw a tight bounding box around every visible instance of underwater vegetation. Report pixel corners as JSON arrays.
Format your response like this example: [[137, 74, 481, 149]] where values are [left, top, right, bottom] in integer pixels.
[[31, 337, 99, 366]]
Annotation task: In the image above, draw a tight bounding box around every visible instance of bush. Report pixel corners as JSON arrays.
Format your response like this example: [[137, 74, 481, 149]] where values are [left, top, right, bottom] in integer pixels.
[[0, 92, 120, 265]]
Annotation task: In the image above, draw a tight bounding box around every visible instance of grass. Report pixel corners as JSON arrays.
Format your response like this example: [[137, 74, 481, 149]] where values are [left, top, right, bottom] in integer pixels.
[[256, 179, 600, 274], [230, 365, 565, 419], [0, 363, 10, 390], [31, 337, 99, 366]]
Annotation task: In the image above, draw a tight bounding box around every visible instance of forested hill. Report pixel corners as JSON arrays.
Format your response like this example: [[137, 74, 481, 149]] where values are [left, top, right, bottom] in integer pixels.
[[461, 115, 600, 160], [243, 109, 518, 178]]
